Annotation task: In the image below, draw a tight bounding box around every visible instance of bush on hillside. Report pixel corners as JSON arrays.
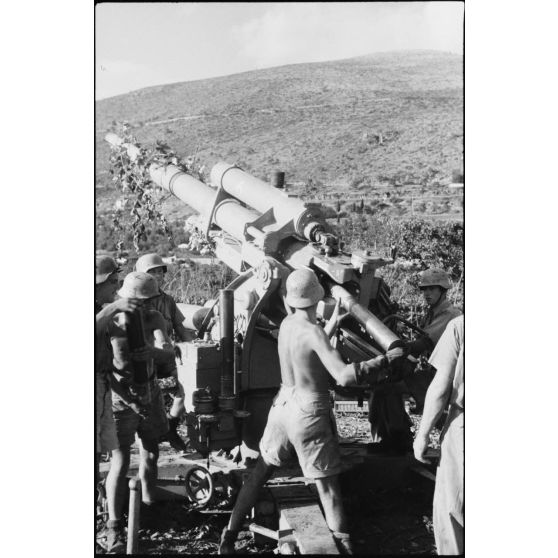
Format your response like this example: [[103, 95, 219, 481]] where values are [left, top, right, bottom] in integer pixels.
[[163, 262, 236, 304], [96, 213, 188, 256]]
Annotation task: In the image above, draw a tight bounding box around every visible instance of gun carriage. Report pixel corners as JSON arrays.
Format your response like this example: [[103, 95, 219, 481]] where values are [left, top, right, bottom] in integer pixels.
[[102, 133, 423, 553]]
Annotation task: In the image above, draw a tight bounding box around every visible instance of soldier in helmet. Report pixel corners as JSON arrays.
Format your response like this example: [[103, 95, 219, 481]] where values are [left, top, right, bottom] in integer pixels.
[[368, 267, 462, 453], [135, 253, 195, 452], [219, 269, 407, 555], [413, 267, 462, 352], [405, 267, 462, 412], [103, 272, 176, 553], [95, 256, 142, 485]]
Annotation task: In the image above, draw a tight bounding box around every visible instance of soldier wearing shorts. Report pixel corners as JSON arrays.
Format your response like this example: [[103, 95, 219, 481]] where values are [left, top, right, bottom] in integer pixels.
[[103, 272, 176, 553], [95, 256, 142, 482], [135, 253, 194, 452], [219, 269, 406, 555]]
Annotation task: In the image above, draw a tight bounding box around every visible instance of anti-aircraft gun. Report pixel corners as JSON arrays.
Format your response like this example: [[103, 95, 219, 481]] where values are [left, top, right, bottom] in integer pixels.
[[105, 133, 411, 463]]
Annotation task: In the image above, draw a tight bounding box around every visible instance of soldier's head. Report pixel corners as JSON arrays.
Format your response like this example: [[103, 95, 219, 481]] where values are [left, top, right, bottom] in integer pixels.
[[285, 268, 325, 312], [135, 253, 167, 288], [118, 271, 159, 301], [418, 268, 451, 308], [95, 255, 121, 305]]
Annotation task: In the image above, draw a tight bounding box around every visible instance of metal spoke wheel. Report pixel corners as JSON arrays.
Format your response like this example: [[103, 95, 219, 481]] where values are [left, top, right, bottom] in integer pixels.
[[184, 466, 214, 508]]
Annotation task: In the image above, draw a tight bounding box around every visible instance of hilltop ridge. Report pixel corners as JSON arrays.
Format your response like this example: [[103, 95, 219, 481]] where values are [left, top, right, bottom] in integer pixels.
[[96, 50, 463, 216]]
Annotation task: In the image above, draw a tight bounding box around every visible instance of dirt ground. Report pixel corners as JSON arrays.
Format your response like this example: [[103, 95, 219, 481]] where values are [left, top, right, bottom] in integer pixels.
[[96, 411, 438, 555]]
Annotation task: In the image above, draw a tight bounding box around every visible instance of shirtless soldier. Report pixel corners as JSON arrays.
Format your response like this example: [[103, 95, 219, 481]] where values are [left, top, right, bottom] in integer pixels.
[[219, 268, 406, 554]]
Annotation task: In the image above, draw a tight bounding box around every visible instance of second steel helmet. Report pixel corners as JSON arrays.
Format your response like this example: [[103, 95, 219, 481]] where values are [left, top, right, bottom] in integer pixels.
[[95, 255, 120, 285], [136, 253, 167, 274], [418, 268, 452, 290], [285, 268, 325, 309], [118, 272, 159, 299]]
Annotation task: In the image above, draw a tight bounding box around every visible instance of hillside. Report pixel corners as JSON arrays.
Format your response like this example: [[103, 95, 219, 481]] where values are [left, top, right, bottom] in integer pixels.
[[95, 50, 463, 219]]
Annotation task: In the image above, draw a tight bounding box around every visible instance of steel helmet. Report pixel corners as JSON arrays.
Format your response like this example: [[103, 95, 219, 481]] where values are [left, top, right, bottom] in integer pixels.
[[136, 253, 167, 274], [96, 255, 120, 285], [285, 268, 325, 309], [118, 272, 159, 299], [418, 268, 452, 290]]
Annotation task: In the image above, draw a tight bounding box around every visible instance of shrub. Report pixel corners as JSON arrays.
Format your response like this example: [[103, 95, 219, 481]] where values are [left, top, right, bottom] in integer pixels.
[[96, 214, 188, 256], [163, 262, 237, 304]]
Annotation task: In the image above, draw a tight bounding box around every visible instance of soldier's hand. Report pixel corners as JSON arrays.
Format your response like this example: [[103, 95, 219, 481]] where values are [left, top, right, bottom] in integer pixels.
[[331, 298, 349, 325], [385, 347, 407, 364], [385, 346, 407, 364], [130, 346, 154, 362], [113, 297, 142, 314], [415, 356, 436, 376], [330, 298, 341, 321], [359, 356, 390, 385], [413, 436, 431, 464], [129, 401, 150, 419]]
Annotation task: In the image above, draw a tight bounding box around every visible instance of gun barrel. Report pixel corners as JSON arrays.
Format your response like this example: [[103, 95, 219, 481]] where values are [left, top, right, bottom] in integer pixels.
[[105, 134, 262, 241], [329, 284, 402, 351], [211, 162, 320, 240], [150, 164, 216, 218]]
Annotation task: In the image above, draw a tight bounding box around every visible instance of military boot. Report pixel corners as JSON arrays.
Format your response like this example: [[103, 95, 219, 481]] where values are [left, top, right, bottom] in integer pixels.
[[332, 531, 354, 555], [219, 527, 238, 554], [105, 519, 126, 554]]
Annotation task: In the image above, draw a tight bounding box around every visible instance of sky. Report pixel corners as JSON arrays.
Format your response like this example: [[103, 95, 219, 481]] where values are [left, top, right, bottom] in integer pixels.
[[96, 1, 464, 99]]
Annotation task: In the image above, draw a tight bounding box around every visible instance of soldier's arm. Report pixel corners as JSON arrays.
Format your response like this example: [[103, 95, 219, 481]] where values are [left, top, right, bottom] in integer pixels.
[[96, 304, 116, 336], [415, 322, 460, 443], [311, 327, 370, 386], [323, 298, 344, 339], [150, 314, 177, 363], [170, 300, 196, 342], [96, 299, 142, 336], [313, 326, 408, 386]]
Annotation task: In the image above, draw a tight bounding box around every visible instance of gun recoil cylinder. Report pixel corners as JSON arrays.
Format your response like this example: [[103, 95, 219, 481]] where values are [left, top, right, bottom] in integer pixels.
[[329, 284, 403, 351], [211, 162, 327, 243]]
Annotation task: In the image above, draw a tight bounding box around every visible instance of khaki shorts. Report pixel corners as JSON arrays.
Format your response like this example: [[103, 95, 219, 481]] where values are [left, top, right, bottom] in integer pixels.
[[96, 373, 119, 454], [112, 383, 169, 448], [259, 385, 342, 479]]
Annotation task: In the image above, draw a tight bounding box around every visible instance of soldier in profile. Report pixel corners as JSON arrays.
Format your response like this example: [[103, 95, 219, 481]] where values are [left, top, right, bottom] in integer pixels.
[[368, 267, 461, 453]]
